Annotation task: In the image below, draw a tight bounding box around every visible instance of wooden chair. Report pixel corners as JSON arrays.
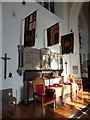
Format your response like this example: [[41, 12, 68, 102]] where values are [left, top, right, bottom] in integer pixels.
[[67, 75, 80, 100], [32, 77, 56, 114], [74, 78, 83, 98], [68, 77, 83, 99]]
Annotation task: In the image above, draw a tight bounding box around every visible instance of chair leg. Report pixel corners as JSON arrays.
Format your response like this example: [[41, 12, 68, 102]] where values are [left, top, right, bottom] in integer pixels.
[[33, 100, 36, 113], [54, 101, 56, 109], [42, 105, 45, 114]]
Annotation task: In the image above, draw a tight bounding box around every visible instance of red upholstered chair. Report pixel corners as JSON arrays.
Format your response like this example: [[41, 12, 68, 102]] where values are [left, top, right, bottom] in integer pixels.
[[69, 79, 73, 83], [75, 78, 83, 92], [32, 77, 56, 114], [67, 74, 75, 83], [62, 82, 72, 102]]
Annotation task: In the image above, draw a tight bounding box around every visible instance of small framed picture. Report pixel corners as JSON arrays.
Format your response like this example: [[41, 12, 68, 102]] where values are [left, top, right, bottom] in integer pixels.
[[73, 66, 78, 74]]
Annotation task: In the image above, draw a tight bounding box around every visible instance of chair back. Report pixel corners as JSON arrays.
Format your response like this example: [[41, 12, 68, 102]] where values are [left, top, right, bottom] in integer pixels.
[[67, 74, 75, 83], [32, 77, 45, 95]]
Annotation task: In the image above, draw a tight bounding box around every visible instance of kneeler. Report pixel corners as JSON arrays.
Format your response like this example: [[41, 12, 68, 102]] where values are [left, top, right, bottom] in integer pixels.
[[32, 77, 56, 114]]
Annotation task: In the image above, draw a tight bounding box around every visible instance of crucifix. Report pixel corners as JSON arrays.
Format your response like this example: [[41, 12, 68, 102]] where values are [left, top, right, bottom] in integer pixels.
[[1, 53, 10, 79]]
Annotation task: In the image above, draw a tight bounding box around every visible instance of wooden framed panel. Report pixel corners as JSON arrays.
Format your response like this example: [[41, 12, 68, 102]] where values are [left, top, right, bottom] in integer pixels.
[[32, 50, 40, 70], [23, 48, 40, 70]]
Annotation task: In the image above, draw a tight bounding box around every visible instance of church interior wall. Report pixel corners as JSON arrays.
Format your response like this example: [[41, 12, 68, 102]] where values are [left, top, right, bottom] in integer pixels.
[[1, 2, 62, 103], [1, 2, 85, 103], [55, 2, 83, 78], [79, 2, 89, 77], [88, 3, 90, 60], [0, 2, 2, 90]]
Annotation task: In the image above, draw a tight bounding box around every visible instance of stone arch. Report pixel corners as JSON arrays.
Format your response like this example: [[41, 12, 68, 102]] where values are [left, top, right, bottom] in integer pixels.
[[69, 1, 89, 30], [68, 1, 89, 78], [69, 2, 83, 30]]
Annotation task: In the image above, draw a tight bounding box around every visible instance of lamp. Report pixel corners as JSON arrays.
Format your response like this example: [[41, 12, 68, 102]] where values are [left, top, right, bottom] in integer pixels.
[[70, 29, 73, 32], [8, 72, 15, 78]]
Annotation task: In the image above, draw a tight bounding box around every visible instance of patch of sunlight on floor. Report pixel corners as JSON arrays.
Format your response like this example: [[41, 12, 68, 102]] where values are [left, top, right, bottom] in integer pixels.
[[67, 102, 84, 110], [53, 103, 78, 118], [53, 91, 90, 118]]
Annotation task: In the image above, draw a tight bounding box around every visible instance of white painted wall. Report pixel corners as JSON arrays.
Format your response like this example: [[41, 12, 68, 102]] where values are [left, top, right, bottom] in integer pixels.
[[0, 2, 2, 90], [55, 2, 82, 78], [2, 2, 84, 103], [0, 2, 2, 118], [2, 2, 60, 103]]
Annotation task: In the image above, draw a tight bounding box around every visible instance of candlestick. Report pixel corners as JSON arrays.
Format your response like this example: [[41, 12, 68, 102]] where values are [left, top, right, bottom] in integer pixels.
[[65, 61, 67, 74]]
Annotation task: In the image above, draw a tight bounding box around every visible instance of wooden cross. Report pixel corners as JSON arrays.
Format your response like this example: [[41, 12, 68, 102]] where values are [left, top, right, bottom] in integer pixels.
[[1, 53, 10, 79]]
